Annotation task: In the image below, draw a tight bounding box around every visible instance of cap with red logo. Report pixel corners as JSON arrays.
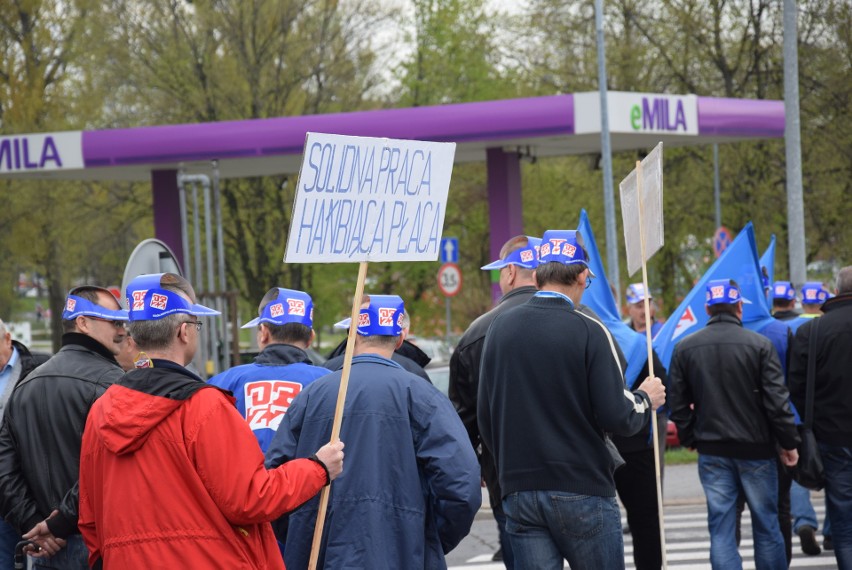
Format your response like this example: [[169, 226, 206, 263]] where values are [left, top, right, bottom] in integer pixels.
[[705, 279, 741, 306], [333, 295, 405, 337], [537, 230, 596, 277], [772, 281, 796, 301], [126, 273, 220, 321], [481, 237, 542, 271], [241, 288, 314, 329], [62, 289, 130, 322], [800, 282, 830, 305]]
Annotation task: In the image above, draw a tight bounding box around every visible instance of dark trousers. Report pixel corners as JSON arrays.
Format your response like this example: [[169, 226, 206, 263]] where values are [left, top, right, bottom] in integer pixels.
[[481, 446, 514, 569], [615, 447, 662, 570], [736, 458, 793, 565]]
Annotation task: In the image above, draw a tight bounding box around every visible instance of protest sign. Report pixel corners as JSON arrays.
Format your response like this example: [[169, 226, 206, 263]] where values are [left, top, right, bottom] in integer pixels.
[[618, 142, 667, 568], [283, 133, 456, 569], [285, 132, 456, 263], [619, 142, 664, 277]]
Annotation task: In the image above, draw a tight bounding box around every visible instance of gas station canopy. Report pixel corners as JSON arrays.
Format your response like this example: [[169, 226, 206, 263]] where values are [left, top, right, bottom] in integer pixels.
[[0, 91, 783, 182]]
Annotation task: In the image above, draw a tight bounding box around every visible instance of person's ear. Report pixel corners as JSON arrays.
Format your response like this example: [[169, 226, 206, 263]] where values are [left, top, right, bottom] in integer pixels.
[[308, 329, 316, 348]]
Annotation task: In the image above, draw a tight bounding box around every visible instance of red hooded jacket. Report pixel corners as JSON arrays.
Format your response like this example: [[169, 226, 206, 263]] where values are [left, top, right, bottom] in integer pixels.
[[79, 361, 326, 569]]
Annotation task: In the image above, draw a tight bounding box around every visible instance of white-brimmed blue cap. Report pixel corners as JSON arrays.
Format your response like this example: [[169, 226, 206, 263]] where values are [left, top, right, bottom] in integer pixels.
[[538, 230, 596, 277], [481, 237, 542, 270], [241, 288, 314, 329], [333, 295, 405, 336], [126, 273, 220, 321], [62, 289, 129, 321]]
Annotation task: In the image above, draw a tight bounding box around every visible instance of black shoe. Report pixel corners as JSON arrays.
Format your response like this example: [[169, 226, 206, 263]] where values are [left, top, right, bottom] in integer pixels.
[[824, 536, 833, 551], [492, 547, 503, 562], [798, 525, 821, 555]]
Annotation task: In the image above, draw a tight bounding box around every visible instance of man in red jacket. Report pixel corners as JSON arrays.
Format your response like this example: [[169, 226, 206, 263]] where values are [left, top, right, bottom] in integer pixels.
[[78, 273, 343, 569]]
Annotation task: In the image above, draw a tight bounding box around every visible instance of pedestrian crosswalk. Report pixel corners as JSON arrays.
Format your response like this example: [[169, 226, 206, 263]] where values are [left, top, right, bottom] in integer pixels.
[[448, 502, 838, 569]]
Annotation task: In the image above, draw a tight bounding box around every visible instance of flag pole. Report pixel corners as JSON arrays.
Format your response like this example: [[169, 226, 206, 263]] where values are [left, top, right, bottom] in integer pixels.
[[308, 260, 368, 570], [635, 160, 667, 569]]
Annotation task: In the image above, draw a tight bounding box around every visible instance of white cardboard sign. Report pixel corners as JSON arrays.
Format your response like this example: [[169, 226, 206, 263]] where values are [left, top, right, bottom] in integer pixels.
[[619, 142, 664, 276], [284, 133, 456, 263]]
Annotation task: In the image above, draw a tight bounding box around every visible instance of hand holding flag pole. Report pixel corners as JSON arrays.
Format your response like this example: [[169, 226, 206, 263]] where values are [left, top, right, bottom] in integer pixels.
[[619, 142, 667, 569]]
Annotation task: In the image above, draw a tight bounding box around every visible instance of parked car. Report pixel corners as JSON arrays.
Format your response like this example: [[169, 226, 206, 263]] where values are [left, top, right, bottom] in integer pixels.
[[407, 337, 452, 366], [425, 364, 450, 397], [666, 420, 681, 448]]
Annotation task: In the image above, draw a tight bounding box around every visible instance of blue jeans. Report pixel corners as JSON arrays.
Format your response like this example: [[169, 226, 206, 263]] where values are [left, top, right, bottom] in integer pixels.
[[492, 497, 515, 569], [0, 518, 17, 569], [790, 480, 818, 532], [820, 443, 852, 569], [698, 454, 786, 570], [31, 534, 90, 569], [503, 490, 624, 570]]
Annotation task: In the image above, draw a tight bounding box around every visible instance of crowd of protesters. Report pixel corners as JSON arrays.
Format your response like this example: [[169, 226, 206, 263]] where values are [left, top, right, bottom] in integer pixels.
[[0, 233, 847, 570]]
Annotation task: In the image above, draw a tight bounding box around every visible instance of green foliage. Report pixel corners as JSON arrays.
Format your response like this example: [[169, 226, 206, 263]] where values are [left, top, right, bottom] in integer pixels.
[[0, 0, 849, 343]]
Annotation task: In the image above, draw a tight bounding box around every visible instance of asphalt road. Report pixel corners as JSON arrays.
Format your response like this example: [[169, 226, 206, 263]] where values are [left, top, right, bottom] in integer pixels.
[[447, 463, 840, 569]]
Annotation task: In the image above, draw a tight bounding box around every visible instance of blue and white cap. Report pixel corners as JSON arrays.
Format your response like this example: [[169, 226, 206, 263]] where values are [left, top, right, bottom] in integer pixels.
[[772, 281, 796, 301], [333, 295, 405, 337], [241, 288, 314, 329], [800, 282, 830, 305], [626, 283, 652, 304], [62, 288, 129, 321], [537, 230, 596, 277], [126, 273, 220, 322], [481, 237, 542, 270], [706, 279, 742, 306]]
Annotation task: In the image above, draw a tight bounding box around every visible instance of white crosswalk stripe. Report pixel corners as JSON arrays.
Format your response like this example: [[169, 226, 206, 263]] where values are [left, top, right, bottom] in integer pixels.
[[449, 503, 839, 569]]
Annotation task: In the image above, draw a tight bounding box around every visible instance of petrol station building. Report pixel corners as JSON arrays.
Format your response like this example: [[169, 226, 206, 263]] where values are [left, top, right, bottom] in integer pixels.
[[0, 91, 784, 303]]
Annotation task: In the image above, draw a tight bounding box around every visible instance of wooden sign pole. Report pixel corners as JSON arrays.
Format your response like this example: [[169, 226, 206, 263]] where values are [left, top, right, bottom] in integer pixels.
[[307, 261, 368, 570], [635, 160, 667, 569]]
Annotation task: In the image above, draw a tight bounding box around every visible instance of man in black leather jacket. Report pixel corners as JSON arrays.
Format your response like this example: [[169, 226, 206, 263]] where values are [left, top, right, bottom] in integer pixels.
[[449, 235, 540, 568], [669, 278, 800, 569], [0, 286, 127, 567]]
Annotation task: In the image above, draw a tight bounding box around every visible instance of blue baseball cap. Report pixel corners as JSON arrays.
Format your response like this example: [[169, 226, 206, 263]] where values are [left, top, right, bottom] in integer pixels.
[[481, 237, 542, 270], [626, 283, 652, 304], [62, 289, 129, 322], [537, 230, 596, 277], [333, 295, 405, 337], [242, 288, 314, 329], [772, 281, 796, 301], [126, 273, 220, 321], [800, 282, 829, 305], [706, 279, 742, 306]]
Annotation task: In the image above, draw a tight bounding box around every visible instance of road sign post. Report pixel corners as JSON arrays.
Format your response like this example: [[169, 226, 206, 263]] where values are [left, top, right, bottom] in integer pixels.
[[437, 263, 462, 341], [713, 226, 733, 258], [440, 237, 459, 264]]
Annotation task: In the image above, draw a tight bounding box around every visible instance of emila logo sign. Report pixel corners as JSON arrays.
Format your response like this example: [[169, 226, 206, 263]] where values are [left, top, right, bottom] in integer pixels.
[[630, 97, 688, 132]]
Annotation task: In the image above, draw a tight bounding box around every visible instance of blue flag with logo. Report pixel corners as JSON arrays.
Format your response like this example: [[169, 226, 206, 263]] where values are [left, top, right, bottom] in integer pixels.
[[578, 210, 647, 387], [759, 235, 776, 288], [652, 222, 776, 369]]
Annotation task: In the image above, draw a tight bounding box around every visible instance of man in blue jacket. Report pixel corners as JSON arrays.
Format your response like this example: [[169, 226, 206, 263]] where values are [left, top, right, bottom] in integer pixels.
[[209, 288, 329, 453], [265, 294, 481, 569]]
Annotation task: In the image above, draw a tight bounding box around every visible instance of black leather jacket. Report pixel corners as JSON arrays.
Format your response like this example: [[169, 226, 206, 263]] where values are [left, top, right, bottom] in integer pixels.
[[669, 313, 800, 459], [0, 334, 123, 535]]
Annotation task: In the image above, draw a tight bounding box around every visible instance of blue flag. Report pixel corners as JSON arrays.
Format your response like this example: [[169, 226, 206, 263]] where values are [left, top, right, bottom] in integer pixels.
[[578, 210, 647, 387], [652, 222, 776, 369], [759, 235, 776, 290]]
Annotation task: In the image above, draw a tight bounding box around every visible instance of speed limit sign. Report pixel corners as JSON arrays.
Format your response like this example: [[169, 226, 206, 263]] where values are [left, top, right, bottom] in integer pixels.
[[437, 263, 462, 297]]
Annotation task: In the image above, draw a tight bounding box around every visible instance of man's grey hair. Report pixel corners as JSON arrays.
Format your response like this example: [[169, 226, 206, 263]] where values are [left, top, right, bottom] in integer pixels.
[[129, 314, 186, 352], [357, 334, 399, 350], [837, 266, 852, 295]]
